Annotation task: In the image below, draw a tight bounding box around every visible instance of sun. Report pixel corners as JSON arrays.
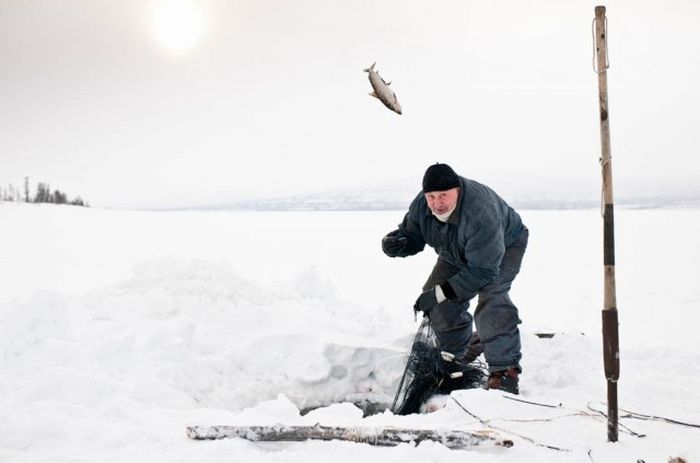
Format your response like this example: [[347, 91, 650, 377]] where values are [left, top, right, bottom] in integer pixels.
[[151, 0, 206, 53]]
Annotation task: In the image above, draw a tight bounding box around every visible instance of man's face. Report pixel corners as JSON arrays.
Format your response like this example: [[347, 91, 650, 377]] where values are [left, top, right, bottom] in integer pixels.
[[424, 188, 460, 216]]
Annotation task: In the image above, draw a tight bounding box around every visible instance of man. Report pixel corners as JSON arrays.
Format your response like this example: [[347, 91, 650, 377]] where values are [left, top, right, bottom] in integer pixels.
[[382, 163, 528, 394]]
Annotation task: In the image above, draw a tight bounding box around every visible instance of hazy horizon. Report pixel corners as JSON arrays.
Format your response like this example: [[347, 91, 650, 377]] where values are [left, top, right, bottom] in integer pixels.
[[3, 172, 699, 211]]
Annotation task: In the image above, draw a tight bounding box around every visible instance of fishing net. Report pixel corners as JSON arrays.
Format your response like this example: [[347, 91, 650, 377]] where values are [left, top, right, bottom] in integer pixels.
[[390, 317, 487, 415]]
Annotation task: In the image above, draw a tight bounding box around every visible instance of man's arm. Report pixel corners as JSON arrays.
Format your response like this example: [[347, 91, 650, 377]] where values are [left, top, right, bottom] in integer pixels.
[[382, 196, 426, 258]]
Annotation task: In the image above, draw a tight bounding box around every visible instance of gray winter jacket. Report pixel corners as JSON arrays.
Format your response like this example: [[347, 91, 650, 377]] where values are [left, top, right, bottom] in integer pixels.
[[393, 176, 524, 301]]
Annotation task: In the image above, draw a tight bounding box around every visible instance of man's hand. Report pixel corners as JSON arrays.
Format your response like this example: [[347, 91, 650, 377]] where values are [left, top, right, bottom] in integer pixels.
[[414, 287, 438, 314], [381, 230, 408, 257]]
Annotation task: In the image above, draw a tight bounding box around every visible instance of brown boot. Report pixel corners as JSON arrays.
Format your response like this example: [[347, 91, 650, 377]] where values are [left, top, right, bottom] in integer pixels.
[[487, 368, 519, 394]]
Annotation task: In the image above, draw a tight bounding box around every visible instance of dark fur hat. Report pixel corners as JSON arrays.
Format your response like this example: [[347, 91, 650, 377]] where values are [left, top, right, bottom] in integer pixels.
[[422, 163, 460, 193]]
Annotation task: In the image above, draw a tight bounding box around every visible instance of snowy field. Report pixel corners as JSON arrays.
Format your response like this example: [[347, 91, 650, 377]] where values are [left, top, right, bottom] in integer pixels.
[[1, 203, 698, 462]]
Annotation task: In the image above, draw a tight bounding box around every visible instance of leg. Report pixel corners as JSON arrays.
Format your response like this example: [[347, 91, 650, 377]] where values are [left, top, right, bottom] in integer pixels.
[[429, 300, 472, 357], [423, 259, 472, 357], [474, 228, 529, 373]]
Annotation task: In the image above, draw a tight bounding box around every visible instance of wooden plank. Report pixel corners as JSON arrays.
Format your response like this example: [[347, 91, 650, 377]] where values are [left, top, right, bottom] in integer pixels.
[[186, 424, 513, 450]]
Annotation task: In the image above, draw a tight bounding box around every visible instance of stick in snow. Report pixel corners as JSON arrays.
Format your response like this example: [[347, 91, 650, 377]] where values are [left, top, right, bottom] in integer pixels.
[[185, 424, 513, 450]]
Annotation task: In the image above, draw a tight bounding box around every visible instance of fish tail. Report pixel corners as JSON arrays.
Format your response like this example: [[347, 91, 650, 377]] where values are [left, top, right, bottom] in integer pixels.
[[363, 62, 376, 73]]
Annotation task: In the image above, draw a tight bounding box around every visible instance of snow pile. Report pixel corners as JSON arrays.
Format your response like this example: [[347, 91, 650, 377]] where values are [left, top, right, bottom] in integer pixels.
[[0, 203, 698, 462]]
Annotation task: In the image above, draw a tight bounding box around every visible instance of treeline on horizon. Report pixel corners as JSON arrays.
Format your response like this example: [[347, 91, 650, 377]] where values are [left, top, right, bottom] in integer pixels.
[[0, 177, 88, 207]]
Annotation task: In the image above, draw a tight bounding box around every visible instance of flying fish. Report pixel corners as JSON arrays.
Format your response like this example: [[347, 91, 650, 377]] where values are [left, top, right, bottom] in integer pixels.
[[364, 62, 402, 115]]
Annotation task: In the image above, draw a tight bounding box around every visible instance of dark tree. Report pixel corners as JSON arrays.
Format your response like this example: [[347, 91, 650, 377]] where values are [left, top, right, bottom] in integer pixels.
[[34, 183, 46, 203], [53, 190, 67, 204], [8, 179, 90, 207]]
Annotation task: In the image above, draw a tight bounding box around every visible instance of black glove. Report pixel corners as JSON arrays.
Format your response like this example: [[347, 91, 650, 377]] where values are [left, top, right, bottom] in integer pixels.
[[414, 287, 438, 314], [381, 230, 408, 256]]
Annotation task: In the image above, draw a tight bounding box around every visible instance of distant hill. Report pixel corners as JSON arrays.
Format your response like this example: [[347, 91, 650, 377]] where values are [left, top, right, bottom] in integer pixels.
[[191, 183, 700, 212]]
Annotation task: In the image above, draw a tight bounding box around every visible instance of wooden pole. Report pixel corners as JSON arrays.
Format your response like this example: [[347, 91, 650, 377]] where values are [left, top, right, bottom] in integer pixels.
[[594, 5, 619, 443]]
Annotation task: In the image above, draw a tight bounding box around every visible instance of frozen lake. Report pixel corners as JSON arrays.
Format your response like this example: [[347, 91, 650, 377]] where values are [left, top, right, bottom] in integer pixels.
[[1, 203, 698, 462]]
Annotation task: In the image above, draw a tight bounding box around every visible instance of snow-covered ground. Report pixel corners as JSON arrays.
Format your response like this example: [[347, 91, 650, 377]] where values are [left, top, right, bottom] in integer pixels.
[[1, 203, 698, 462]]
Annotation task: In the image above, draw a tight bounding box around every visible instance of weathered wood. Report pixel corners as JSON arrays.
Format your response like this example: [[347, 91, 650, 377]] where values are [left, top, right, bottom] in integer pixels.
[[603, 265, 617, 309], [594, 5, 620, 443], [186, 424, 513, 450], [595, 5, 614, 206]]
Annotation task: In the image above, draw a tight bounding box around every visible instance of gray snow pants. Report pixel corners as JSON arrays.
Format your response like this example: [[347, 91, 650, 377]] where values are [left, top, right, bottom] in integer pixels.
[[423, 227, 529, 373]]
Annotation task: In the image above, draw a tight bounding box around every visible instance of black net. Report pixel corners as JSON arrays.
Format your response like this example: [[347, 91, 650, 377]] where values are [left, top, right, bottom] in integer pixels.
[[390, 318, 487, 415]]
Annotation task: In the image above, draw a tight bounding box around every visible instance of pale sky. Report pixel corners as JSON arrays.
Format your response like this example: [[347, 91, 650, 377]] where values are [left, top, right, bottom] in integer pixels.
[[1, 0, 699, 208]]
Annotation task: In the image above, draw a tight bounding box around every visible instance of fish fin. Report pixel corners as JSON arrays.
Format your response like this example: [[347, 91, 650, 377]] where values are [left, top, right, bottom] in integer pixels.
[[368, 92, 379, 99], [363, 62, 376, 73]]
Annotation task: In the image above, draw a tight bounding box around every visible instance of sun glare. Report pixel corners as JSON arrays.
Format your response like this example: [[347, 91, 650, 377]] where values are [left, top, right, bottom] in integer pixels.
[[152, 0, 206, 53]]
